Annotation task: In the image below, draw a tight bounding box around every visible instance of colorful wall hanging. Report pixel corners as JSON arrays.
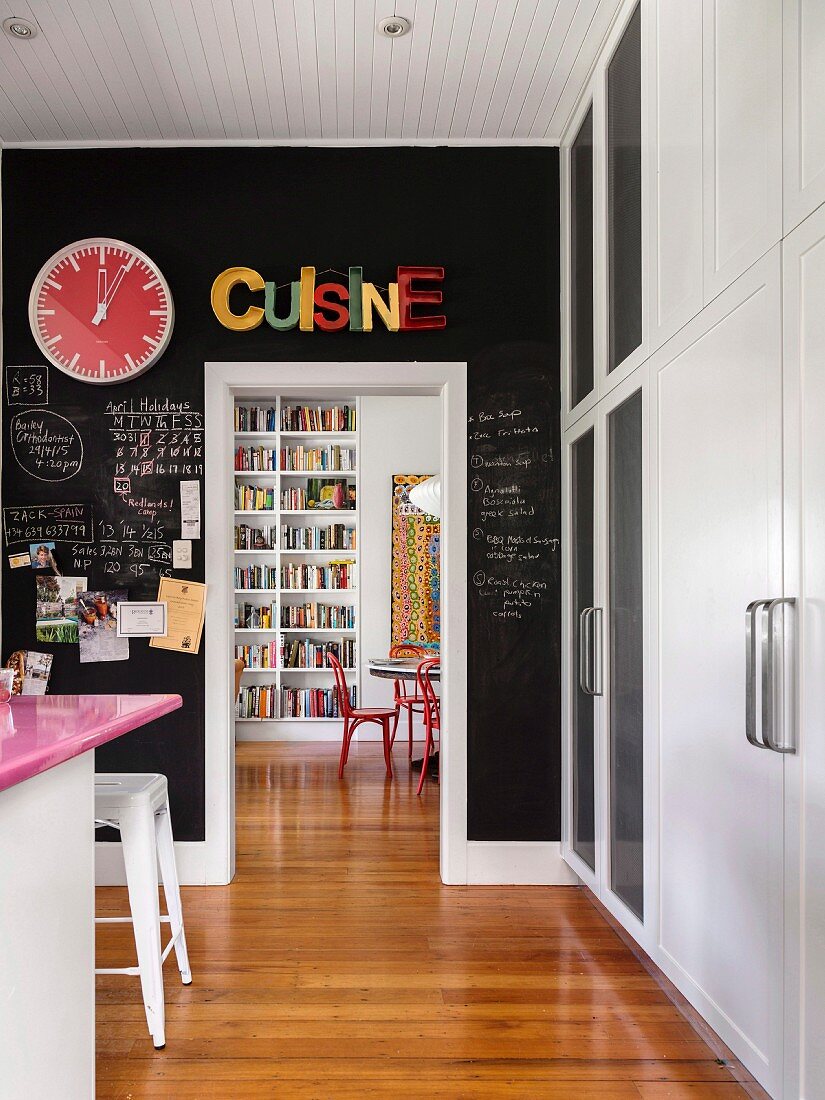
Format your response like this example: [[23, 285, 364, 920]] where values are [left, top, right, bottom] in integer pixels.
[[391, 474, 440, 649]]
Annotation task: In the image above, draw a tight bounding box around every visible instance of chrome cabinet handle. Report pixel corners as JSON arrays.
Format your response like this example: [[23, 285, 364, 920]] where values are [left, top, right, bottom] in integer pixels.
[[746, 599, 772, 750], [764, 597, 796, 754], [579, 607, 593, 695], [591, 607, 603, 697]]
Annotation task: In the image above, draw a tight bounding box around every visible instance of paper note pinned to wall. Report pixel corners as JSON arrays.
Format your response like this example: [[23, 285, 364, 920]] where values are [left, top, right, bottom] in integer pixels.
[[173, 540, 192, 569], [179, 480, 201, 539]]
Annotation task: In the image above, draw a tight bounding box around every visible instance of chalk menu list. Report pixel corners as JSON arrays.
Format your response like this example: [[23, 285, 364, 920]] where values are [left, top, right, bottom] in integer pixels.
[[467, 347, 561, 841]]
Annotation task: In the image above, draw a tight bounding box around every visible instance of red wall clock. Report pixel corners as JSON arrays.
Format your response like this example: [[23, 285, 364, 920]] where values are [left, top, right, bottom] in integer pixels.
[[28, 238, 174, 384]]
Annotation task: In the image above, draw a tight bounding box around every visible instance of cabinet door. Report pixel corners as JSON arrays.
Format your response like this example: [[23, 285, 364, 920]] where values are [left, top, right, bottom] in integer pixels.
[[783, 204, 825, 1100], [783, 0, 825, 235], [562, 411, 600, 884], [702, 0, 782, 303], [653, 251, 785, 1096], [604, 384, 645, 924]]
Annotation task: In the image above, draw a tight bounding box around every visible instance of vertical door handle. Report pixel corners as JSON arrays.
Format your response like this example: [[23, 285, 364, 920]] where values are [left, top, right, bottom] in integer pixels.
[[579, 607, 593, 694], [763, 597, 796, 754], [746, 599, 771, 749], [591, 607, 603, 696]]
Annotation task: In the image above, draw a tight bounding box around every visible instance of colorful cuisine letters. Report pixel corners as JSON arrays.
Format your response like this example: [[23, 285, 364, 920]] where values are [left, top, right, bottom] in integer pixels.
[[211, 266, 445, 333]]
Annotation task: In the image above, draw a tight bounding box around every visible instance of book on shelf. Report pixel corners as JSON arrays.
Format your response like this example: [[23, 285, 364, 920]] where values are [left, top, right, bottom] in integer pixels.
[[234, 565, 278, 590], [235, 484, 275, 511], [279, 684, 356, 719], [235, 524, 277, 550], [234, 642, 279, 669], [280, 637, 356, 669], [279, 602, 356, 629], [280, 405, 356, 433], [280, 445, 356, 472], [280, 561, 355, 591], [235, 601, 277, 629], [280, 524, 356, 551], [237, 683, 278, 719], [235, 445, 277, 471], [235, 406, 277, 433]]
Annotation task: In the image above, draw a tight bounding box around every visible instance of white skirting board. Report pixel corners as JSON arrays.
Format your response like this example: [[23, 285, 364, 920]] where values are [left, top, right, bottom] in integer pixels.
[[465, 841, 579, 885], [96, 840, 217, 886], [98, 840, 578, 886]]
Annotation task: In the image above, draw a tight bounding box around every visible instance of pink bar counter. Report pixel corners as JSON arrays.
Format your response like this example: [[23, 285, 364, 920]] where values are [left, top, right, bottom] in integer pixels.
[[0, 693, 182, 793], [0, 693, 182, 1099]]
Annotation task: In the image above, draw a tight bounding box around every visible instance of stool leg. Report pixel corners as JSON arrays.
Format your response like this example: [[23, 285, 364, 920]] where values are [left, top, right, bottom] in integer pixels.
[[381, 717, 393, 779], [119, 804, 166, 1049], [154, 803, 192, 985], [407, 702, 414, 759]]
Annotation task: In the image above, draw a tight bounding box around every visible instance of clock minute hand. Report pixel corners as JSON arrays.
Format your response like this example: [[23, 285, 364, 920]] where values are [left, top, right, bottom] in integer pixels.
[[91, 264, 127, 326]]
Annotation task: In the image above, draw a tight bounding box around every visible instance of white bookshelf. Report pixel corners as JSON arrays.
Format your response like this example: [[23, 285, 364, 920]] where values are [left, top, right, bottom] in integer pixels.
[[233, 394, 360, 739]]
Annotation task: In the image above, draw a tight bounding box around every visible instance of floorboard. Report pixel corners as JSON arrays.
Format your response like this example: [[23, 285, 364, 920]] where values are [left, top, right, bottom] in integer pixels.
[[95, 742, 747, 1098]]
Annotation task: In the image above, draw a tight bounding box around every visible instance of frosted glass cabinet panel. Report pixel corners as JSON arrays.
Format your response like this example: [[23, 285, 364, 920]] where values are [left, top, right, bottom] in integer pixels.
[[607, 389, 644, 920], [607, 4, 642, 373], [571, 106, 595, 409], [571, 428, 596, 870]]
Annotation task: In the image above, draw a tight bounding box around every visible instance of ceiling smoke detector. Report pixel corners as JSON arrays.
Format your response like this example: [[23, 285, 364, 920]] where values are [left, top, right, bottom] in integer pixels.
[[3, 16, 38, 40], [378, 16, 411, 38]]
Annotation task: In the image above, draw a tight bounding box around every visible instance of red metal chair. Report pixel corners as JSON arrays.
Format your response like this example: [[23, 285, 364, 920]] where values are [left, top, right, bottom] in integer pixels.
[[328, 652, 397, 779], [388, 643, 429, 759], [415, 658, 441, 795]]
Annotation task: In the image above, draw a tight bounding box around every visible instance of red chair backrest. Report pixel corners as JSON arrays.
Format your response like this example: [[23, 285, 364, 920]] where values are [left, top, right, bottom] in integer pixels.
[[416, 658, 440, 727], [390, 643, 429, 698], [326, 651, 353, 719]]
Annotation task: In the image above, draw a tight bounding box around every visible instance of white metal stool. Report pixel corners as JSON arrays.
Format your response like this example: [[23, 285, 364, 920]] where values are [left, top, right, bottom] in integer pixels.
[[94, 773, 192, 1049]]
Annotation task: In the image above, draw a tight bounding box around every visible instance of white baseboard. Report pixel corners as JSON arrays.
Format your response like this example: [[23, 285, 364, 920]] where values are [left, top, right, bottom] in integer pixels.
[[96, 841, 217, 886], [234, 724, 426, 744], [465, 841, 579, 885]]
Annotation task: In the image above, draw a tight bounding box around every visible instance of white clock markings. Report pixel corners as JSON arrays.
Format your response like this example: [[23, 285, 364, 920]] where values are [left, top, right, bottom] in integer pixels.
[[124, 353, 136, 369], [69, 353, 80, 369], [45, 277, 62, 290], [142, 277, 159, 291], [45, 334, 62, 347], [68, 255, 80, 272], [38, 309, 55, 316], [99, 362, 106, 378]]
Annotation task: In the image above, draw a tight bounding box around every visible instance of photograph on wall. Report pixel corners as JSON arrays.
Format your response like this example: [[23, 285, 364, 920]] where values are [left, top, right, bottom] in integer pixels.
[[35, 576, 86, 643], [29, 541, 61, 573], [20, 651, 53, 696], [77, 589, 129, 664], [391, 475, 440, 649]]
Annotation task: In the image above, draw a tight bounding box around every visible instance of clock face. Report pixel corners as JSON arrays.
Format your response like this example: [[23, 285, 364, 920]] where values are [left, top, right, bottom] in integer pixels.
[[28, 238, 174, 384]]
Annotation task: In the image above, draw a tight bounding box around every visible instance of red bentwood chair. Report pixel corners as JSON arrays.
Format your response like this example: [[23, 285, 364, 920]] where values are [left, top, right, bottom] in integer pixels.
[[328, 652, 397, 780], [415, 658, 441, 796], [388, 643, 429, 758]]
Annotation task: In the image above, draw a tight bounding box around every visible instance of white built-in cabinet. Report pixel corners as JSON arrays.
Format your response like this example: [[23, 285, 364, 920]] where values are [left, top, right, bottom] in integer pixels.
[[561, 1, 825, 1097]]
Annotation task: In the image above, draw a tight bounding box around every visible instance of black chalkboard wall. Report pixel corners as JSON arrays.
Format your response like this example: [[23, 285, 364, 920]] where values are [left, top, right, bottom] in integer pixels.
[[1, 147, 560, 843]]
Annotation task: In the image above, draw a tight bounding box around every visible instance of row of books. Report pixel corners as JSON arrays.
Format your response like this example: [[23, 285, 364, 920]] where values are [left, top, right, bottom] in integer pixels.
[[235, 446, 277, 471], [235, 484, 275, 512], [280, 602, 356, 629], [235, 525, 278, 550], [281, 405, 356, 433], [279, 485, 356, 511], [235, 406, 276, 433], [281, 638, 356, 668], [281, 685, 357, 719], [236, 684, 358, 719], [234, 566, 278, 590], [280, 562, 355, 590], [280, 446, 356, 472], [281, 524, 356, 550], [235, 601, 277, 629], [235, 643, 279, 669]]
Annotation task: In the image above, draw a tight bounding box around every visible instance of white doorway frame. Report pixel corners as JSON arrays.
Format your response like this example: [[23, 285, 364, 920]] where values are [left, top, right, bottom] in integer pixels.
[[203, 361, 468, 885]]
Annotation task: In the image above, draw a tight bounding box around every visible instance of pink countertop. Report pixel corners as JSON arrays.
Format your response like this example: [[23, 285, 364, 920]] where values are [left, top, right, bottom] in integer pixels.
[[0, 694, 182, 794]]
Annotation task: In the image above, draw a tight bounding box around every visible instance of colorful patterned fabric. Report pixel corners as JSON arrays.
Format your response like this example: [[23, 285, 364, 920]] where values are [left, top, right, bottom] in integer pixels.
[[391, 475, 440, 649]]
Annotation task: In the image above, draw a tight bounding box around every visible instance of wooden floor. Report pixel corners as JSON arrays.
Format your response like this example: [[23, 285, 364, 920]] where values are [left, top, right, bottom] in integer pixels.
[[96, 742, 747, 1098]]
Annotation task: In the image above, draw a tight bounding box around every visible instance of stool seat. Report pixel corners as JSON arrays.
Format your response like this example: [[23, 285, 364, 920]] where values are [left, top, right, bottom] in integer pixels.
[[95, 773, 168, 817], [95, 771, 191, 1049]]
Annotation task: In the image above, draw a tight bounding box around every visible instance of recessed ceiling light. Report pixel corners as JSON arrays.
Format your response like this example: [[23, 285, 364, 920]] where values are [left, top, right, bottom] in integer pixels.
[[378, 16, 411, 38], [3, 16, 38, 40]]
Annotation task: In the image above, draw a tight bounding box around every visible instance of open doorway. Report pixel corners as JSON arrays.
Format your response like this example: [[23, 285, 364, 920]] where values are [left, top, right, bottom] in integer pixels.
[[203, 362, 468, 886]]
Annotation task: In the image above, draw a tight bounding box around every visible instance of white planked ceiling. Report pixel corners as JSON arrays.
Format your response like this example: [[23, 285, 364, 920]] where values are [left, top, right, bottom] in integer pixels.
[[0, 0, 622, 146]]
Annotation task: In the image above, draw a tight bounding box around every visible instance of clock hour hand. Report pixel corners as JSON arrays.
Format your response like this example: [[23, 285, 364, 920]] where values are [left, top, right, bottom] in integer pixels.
[[91, 264, 127, 326]]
